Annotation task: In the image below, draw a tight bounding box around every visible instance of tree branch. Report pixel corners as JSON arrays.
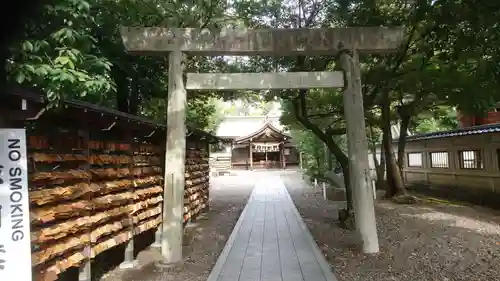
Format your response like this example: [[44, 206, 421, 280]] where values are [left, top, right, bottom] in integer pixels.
[[304, 2, 323, 27], [292, 98, 348, 164], [307, 111, 343, 119], [326, 127, 347, 135], [298, 89, 307, 117]]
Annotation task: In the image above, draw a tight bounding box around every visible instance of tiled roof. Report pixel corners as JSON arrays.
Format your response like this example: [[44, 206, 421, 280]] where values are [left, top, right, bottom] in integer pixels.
[[216, 115, 285, 138], [235, 122, 291, 143], [405, 123, 500, 141]]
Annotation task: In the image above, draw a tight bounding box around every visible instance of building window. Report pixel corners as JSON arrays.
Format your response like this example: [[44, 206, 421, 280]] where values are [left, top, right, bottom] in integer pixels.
[[459, 150, 482, 169], [430, 152, 449, 168], [407, 152, 423, 167]]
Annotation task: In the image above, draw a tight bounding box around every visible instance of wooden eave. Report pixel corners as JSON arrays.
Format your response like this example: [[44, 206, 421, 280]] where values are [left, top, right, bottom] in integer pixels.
[[235, 122, 291, 144]]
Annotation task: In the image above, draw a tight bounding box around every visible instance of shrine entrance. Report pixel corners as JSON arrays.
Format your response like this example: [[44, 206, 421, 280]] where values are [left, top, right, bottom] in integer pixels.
[[252, 148, 280, 169], [120, 26, 404, 265], [232, 121, 293, 170]]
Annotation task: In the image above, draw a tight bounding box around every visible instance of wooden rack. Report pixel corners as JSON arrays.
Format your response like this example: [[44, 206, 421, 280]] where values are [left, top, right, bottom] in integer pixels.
[[28, 132, 212, 281], [30, 134, 165, 281], [184, 148, 210, 223]]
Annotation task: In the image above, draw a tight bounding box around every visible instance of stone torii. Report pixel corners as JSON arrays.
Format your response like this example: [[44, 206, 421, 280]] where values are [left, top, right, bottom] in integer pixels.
[[119, 27, 404, 266]]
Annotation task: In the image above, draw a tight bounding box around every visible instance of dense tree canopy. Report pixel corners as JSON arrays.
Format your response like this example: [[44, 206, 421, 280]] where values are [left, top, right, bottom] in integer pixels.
[[6, 0, 234, 132]]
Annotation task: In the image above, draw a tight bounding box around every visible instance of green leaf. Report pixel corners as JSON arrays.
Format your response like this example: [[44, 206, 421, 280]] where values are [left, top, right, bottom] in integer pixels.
[[24, 64, 36, 73], [36, 65, 50, 76], [22, 41, 33, 52], [16, 73, 25, 84], [54, 56, 75, 69]]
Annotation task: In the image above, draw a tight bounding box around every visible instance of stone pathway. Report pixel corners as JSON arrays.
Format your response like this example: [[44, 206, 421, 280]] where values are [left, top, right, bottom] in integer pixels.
[[207, 174, 338, 281]]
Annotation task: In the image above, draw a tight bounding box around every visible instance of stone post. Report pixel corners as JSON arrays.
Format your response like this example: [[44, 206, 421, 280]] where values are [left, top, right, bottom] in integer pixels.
[[339, 49, 380, 254], [159, 50, 187, 266], [152, 228, 161, 248]]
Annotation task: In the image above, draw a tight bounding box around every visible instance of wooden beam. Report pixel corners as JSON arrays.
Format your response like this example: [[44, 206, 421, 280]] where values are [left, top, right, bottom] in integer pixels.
[[120, 27, 405, 56], [186, 72, 344, 90]]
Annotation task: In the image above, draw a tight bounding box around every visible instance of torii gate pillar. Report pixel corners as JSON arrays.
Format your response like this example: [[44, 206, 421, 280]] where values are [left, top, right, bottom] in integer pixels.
[[160, 50, 187, 265], [340, 50, 379, 253]]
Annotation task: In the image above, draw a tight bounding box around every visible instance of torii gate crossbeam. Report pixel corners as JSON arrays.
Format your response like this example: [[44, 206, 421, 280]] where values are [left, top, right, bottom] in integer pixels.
[[185, 71, 344, 90], [120, 27, 404, 55]]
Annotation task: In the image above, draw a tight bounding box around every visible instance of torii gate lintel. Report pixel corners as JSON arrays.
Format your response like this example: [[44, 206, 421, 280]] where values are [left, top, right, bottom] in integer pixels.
[[120, 27, 405, 56]]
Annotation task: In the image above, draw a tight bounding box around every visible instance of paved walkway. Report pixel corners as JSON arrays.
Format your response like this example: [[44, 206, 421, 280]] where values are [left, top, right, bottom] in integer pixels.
[[207, 175, 338, 281]]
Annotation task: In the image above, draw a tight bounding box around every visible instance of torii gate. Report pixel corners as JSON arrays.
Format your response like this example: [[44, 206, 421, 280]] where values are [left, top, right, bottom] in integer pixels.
[[120, 27, 404, 266]]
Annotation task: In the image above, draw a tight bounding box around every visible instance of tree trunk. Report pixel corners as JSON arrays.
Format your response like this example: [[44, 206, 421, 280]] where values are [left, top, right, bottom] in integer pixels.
[[376, 145, 386, 189], [379, 145, 386, 178], [327, 148, 333, 171], [371, 143, 380, 170], [381, 92, 406, 198], [315, 153, 321, 175], [370, 140, 383, 187], [322, 137, 353, 211], [397, 114, 411, 179], [339, 160, 354, 211], [368, 125, 383, 186], [383, 141, 406, 198], [336, 156, 355, 230]]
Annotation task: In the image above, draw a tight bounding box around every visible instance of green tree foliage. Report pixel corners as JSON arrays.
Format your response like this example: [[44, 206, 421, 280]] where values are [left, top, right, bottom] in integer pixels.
[[290, 127, 345, 179], [7, 0, 115, 105], [412, 106, 459, 133], [6, 0, 233, 131], [140, 97, 223, 134], [290, 129, 327, 178]]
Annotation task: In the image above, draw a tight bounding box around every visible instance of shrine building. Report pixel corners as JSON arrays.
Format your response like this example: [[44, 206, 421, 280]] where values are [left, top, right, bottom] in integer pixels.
[[215, 116, 300, 170]]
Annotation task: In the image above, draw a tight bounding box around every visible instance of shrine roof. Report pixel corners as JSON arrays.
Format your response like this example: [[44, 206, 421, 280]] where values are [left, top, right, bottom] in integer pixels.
[[216, 115, 284, 138], [235, 121, 291, 144]]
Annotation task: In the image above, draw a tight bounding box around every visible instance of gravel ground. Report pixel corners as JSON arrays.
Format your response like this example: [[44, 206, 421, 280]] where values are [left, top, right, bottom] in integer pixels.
[[92, 173, 254, 281], [282, 172, 500, 281]]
